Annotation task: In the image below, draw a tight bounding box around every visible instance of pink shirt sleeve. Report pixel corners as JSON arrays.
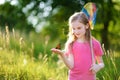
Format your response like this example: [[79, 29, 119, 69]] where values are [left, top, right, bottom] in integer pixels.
[[93, 39, 103, 56]]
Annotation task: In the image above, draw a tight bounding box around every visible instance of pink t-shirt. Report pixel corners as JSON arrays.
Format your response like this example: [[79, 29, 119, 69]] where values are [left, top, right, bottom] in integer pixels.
[[66, 39, 103, 80]]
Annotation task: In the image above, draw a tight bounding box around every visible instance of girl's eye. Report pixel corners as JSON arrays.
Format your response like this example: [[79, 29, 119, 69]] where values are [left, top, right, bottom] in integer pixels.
[[72, 28, 75, 30], [77, 27, 81, 29]]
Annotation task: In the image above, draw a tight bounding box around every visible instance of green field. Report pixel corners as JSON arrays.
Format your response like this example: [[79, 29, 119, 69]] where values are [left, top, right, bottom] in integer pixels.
[[0, 28, 120, 80]]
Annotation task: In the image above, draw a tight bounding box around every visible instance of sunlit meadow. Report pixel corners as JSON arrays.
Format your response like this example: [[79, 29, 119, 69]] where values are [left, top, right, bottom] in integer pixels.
[[0, 26, 120, 80]]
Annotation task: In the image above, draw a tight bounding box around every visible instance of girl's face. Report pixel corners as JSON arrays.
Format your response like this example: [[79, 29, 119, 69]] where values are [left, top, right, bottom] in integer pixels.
[[71, 20, 88, 39]]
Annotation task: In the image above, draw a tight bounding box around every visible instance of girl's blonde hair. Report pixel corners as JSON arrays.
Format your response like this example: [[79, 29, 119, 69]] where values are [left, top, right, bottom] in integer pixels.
[[65, 12, 91, 52]]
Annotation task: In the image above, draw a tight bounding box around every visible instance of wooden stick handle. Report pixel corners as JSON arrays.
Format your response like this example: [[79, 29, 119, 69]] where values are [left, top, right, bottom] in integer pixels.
[[90, 31, 95, 64]]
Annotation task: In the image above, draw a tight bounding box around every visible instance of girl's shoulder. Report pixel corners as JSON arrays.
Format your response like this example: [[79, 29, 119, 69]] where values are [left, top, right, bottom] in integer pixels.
[[92, 38, 103, 56], [92, 38, 101, 46]]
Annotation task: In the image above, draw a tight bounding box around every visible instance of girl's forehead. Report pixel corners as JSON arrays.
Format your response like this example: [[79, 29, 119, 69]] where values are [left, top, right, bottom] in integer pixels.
[[70, 21, 85, 27]]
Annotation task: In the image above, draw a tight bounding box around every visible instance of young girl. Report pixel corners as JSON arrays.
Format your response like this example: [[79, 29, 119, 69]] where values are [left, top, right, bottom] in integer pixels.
[[51, 12, 104, 80]]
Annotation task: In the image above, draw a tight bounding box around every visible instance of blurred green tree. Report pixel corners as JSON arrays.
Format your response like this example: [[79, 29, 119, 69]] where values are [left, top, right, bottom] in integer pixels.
[[0, 2, 34, 32], [94, 0, 120, 49]]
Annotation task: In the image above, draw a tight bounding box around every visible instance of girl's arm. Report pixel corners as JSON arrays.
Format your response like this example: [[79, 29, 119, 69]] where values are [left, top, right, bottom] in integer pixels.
[[96, 56, 104, 69], [51, 48, 74, 69], [96, 56, 104, 64], [90, 56, 104, 73]]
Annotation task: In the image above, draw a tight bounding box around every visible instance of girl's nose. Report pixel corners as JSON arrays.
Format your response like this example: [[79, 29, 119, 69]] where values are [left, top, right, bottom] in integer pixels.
[[74, 30, 79, 33]]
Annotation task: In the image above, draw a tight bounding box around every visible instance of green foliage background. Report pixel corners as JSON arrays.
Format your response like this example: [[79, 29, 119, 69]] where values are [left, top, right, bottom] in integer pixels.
[[0, 0, 120, 80]]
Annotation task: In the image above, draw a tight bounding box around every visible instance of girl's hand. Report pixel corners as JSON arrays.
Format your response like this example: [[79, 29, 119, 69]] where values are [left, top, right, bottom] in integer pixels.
[[89, 63, 104, 74], [51, 48, 63, 55]]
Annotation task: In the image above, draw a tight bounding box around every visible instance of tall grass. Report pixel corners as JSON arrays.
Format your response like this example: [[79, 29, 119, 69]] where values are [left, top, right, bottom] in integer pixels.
[[97, 48, 120, 80], [0, 26, 120, 80]]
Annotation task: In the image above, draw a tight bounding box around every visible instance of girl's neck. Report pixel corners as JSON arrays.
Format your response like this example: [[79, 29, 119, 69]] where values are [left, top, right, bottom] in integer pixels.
[[76, 37, 88, 43]]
